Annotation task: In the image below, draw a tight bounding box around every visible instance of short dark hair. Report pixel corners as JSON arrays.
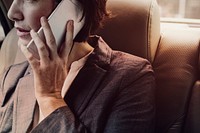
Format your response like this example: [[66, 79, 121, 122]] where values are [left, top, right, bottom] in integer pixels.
[[74, 0, 109, 42]]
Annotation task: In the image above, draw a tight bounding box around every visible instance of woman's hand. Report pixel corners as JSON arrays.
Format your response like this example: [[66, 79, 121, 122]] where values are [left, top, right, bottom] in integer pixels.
[[19, 17, 74, 117]]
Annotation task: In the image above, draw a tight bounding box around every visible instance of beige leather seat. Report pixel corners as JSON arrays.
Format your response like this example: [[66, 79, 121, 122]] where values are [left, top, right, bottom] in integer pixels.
[[153, 25, 200, 133], [1, 0, 200, 132], [97, 0, 160, 63]]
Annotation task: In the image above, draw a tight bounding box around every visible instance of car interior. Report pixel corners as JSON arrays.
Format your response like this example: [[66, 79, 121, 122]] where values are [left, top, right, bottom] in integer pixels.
[[0, 0, 200, 132]]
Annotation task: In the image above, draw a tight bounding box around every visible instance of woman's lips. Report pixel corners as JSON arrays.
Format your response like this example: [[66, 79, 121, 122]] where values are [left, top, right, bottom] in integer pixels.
[[16, 27, 30, 38]]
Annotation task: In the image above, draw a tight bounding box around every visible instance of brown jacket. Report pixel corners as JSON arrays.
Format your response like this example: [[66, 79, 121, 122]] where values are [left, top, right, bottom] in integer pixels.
[[0, 37, 155, 133]]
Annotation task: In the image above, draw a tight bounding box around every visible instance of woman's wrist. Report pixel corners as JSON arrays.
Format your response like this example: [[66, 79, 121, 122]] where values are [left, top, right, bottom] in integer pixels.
[[37, 96, 67, 117]]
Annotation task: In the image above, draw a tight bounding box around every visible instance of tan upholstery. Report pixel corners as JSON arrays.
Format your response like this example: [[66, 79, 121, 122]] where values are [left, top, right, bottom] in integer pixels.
[[184, 80, 200, 133], [97, 0, 160, 62], [153, 27, 200, 132]]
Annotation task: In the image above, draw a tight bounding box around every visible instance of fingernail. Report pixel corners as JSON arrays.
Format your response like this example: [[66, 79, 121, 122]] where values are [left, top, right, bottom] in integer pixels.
[[71, 20, 74, 26], [69, 20, 73, 26], [40, 16, 47, 24], [30, 29, 36, 36]]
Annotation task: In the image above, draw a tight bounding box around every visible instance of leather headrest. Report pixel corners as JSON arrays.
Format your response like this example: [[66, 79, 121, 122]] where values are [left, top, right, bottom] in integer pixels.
[[97, 0, 160, 62]]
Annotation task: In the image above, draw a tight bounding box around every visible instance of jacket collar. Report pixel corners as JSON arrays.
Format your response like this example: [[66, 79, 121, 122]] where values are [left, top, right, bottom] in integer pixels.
[[65, 36, 112, 115], [0, 61, 29, 107]]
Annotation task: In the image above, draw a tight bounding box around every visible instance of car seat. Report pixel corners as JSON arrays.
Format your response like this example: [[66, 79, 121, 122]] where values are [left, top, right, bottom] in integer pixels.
[[1, 0, 200, 132]]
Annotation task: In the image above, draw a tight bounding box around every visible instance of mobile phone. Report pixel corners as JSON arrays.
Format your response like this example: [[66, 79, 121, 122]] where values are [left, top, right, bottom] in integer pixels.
[[26, 0, 85, 59]]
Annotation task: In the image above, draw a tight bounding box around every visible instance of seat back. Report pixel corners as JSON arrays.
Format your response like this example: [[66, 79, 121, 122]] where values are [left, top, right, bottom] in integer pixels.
[[97, 0, 160, 62], [153, 27, 200, 132]]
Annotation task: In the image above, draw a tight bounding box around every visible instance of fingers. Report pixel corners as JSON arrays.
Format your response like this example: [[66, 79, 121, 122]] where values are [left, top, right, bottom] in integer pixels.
[[66, 20, 74, 49], [30, 30, 50, 65], [60, 20, 74, 59], [23, 17, 73, 69], [41, 17, 58, 58], [19, 41, 39, 69], [27, 16, 57, 66]]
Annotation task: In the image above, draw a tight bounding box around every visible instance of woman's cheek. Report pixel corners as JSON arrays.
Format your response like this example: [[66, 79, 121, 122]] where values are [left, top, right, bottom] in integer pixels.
[[25, 6, 54, 31], [29, 16, 41, 30]]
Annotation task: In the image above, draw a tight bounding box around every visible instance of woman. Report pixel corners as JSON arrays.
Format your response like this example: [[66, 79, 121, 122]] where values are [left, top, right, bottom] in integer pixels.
[[0, 0, 155, 132]]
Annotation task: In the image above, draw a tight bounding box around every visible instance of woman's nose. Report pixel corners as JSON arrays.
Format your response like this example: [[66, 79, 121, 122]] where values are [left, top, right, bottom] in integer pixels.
[[7, 1, 23, 22]]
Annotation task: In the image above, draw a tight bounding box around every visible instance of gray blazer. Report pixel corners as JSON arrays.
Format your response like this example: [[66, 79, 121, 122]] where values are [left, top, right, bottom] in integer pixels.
[[0, 37, 155, 133]]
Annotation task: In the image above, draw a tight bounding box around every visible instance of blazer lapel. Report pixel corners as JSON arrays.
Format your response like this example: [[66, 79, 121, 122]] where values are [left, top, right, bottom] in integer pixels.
[[65, 62, 107, 115], [0, 62, 28, 107], [14, 68, 36, 133], [65, 36, 112, 116]]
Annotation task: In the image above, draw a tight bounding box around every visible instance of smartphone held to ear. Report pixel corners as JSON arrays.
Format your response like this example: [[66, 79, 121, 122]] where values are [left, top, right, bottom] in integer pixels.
[[27, 0, 85, 59]]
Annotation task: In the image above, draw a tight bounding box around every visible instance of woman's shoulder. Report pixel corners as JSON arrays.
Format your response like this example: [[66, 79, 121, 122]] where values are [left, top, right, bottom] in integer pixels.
[[0, 61, 29, 84], [89, 36, 153, 75], [108, 50, 155, 93], [110, 50, 153, 73], [7, 61, 29, 74]]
